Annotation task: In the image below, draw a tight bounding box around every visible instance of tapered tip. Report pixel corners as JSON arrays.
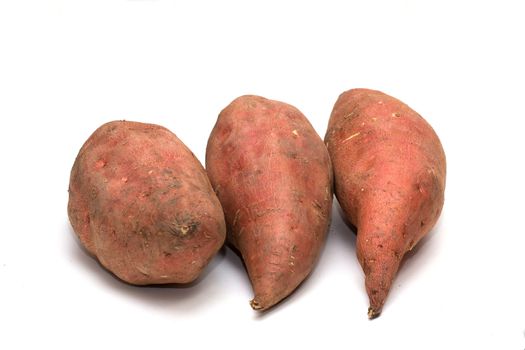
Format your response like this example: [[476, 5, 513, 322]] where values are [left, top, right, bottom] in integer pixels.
[[249, 293, 282, 311], [359, 255, 401, 319], [250, 298, 264, 311], [367, 306, 381, 319]]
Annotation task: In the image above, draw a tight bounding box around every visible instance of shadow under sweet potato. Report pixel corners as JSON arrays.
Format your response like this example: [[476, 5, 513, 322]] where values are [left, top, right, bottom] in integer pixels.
[[66, 221, 226, 311]]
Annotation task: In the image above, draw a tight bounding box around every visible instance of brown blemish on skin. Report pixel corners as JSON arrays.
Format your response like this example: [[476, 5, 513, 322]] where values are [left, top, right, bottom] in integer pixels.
[[286, 151, 299, 159], [138, 190, 151, 199], [167, 220, 199, 238]]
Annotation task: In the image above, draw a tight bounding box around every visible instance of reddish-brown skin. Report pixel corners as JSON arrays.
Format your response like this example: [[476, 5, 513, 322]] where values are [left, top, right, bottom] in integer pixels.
[[325, 89, 446, 318], [68, 121, 226, 285], [206, 95, 333, 311]]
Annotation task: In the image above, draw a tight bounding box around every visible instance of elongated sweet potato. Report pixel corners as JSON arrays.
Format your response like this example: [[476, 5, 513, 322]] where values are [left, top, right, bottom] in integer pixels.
[[68, 120, 226, 285], [206, 95, 333, 310], [325, 89, 446, 318]]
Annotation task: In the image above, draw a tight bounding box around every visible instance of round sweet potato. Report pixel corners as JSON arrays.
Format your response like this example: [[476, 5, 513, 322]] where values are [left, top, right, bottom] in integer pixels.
[[68, 120, 226, 285]]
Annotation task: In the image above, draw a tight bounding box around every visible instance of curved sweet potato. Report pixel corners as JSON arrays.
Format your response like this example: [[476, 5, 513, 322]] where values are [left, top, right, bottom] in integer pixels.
[[325, 89, 446, 318], [68, 120, 226, 285], [206, 95, 333, 310]]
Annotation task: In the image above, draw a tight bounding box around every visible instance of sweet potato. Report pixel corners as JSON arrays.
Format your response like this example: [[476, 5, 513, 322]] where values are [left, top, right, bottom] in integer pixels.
[[325, 89, 446, 318], [206, 95, 333, 310], [68, 120, 226, 285]]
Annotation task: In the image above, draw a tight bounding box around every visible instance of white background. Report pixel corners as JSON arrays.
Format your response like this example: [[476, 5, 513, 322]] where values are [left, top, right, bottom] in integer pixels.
[[1, 0, 524, 348]]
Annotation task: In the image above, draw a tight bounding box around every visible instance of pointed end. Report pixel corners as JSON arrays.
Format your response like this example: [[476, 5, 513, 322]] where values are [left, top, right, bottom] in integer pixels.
[[367, 306, 381, 319], [249, 291, 284, 311], [364, 273, 391, 320], [359, 250, 401, 320], [250, 298, 264, 311], [249, 276, 299, 311]]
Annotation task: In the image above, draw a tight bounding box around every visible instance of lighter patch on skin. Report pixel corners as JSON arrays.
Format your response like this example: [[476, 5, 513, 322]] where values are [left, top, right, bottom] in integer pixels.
[[148, 170, 154, 175], [136, 265, 150, 277], [342, 132, 361, 143], [391, 112, 400, 118], [121, 177, 128, 183], [232, 209, 241, 227], [344, 110, 357, 119], [95, 159, 107, 169], [179, 225, 190, 235], [292, 129, 299, 137]]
